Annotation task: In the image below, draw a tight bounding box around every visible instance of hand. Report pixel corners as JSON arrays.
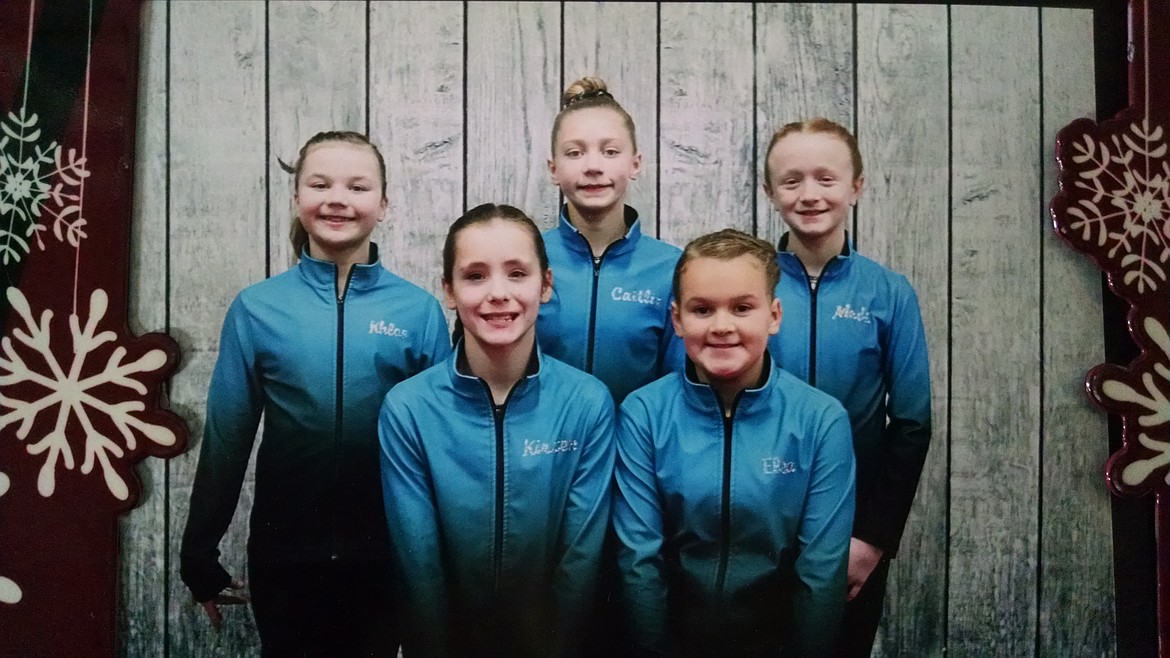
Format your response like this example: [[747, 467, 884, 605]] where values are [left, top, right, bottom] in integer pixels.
[[199, 578, 248, 630], [846, 538, 883, 602]]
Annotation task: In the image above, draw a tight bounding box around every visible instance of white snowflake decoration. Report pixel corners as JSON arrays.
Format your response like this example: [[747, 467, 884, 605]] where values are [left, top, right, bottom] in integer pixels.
[[1101, 315, 1170, 487], [0, 287, 177, 500], [0, 469, 20, 604], [0, 107, 90, 265], [1066, 118, 1170, 294]]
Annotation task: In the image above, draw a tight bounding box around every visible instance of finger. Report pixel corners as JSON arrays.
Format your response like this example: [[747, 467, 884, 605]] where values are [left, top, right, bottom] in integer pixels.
[[846, 583, 861, 602], [228, 578, 245, 590]]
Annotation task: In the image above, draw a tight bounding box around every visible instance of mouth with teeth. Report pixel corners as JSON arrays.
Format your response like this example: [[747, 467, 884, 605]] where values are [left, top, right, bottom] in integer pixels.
[[481, 312, 519, 328]]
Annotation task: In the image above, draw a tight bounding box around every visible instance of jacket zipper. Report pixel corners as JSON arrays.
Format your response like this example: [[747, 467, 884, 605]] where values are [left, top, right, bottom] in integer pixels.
[[808, 273, 819, 387], [577, 233, 620, 373], [714, 397, 739, 594], [331, 267, 355, 560], [791, 258, 820, 387], [491, 400, 506, 594]]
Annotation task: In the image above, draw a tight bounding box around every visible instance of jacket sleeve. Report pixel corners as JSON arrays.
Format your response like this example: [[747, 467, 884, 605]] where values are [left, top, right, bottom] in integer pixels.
[[854, 280, 932, 556], [179, 296, 263, 602], [612, 396, 670, 656], [551, 388, 616, 655], [656, 296, 685, 379], [379, 391, 449, 657], [792, 403, 856, 657]]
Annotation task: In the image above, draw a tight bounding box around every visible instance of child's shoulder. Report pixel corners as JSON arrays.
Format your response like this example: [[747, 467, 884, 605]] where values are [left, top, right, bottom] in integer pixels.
[[540, 354, 611, 400], [771, 367, 849, 418], [634, 232, 683, 261], [848, 251, 915, 291]]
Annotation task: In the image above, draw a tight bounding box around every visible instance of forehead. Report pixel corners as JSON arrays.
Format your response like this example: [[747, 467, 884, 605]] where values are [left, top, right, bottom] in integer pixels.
[[454, 219, 538, 262], [680, 255, 771, 298], [300, 141, 380, 174], [767, 131, 853, 172], [556, 107, 631, 143]]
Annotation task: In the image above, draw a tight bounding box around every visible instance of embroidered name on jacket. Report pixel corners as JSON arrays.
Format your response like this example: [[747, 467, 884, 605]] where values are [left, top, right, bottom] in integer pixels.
[[762, 457, 796, 475], [831, 303, 871, 324], [369, 320, 409, 337], [523, 438, 579, 457], [610, 286, 662, 308]]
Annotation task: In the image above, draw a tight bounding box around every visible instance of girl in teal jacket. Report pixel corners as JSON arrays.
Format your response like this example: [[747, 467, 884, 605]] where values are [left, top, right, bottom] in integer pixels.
[[540, 76, 682, 403], [614, 230, 855, 656], [762, 118, 932, 657], [379, 204, 615, 657], [180, 131, 451, 655]]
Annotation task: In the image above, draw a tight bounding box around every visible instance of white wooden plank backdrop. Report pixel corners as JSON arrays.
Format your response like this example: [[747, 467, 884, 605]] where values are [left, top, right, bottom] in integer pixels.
[[121, 3, 1115, 656]]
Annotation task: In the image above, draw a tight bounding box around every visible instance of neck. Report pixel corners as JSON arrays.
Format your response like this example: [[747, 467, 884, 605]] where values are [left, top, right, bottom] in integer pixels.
[[698, 361, 765, 417], [463, 331, 535, 405], [308, 241, 371, 298], [566, 203, 627, 257], [786, 230, 845, 277]]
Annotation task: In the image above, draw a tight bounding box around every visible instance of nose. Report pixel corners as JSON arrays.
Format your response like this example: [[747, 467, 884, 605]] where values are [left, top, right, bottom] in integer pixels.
[[710, 308, 734, 333], [486, 275, 510, 302], [796, 180, 820, 204], [325, 185, 347, 205], [583, 150, 603, 173]]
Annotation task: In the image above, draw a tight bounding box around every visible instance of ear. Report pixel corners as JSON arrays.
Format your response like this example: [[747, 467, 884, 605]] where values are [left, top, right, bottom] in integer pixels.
[[378, 195, 389, 221], [629, 151, 643, 181], [442, 278, 457, 311], [768, 297, 782, 335], [547, 157, 558, 185], [761, 180, 780, 211], [850, 175, 865, 206], [670, 301, 684, 338], [540, 268, 554, 303]]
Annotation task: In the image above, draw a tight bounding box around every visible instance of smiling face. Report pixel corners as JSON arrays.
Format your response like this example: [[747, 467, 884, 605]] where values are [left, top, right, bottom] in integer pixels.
[[764, 131, 863, 245], [548, 106, 641, 222], [443, 218, 553, 356], [294, 141, 387, 263], [672, 255, 782, 400]]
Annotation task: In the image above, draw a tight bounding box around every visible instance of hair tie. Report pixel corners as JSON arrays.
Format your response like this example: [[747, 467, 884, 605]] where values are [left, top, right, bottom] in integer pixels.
[[564, 88, 613, 108]]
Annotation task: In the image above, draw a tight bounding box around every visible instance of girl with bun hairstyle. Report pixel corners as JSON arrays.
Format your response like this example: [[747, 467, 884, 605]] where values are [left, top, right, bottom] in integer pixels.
[[540, 76, 683, 404]]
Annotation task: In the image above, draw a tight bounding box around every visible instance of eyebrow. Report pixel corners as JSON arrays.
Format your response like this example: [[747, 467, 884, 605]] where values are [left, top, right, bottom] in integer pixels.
[[459, 258, 534, 269], [685, 293, 760, 305]]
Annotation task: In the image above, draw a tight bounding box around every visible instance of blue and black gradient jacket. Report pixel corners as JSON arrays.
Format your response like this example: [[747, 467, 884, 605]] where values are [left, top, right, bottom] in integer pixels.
[[378, 342, 616, 657], [538, 205, 683, 403], [179, 246, 451, 602], [613, 359, 855, 656], [769, 233, 932, 557]]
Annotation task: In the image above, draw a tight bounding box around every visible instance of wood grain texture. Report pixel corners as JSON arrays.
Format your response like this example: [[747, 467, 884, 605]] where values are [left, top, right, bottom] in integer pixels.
[[948, 6, 1042, 655], [115, 3, 1117, 653], [369, 1, 463, 302], [119, 2, 170, 654], [266, 0, 367, 274], [465, 1, 560, 227], [1039, 8, 1116, 656], [658, 2, 753, 245], [854, 5, 949, 657], [755, 2, 854, 246], [166, 2, 268, 654], [561, 2, 659, 237]]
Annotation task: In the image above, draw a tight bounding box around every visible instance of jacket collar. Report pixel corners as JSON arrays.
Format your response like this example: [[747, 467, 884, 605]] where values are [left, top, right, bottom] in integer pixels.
[[449, 339, 542, 403], [680, 354, 775, 416], [776, 232, 853, 280], [297, 243, 383, 292], [555, 204, 642, 259]]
